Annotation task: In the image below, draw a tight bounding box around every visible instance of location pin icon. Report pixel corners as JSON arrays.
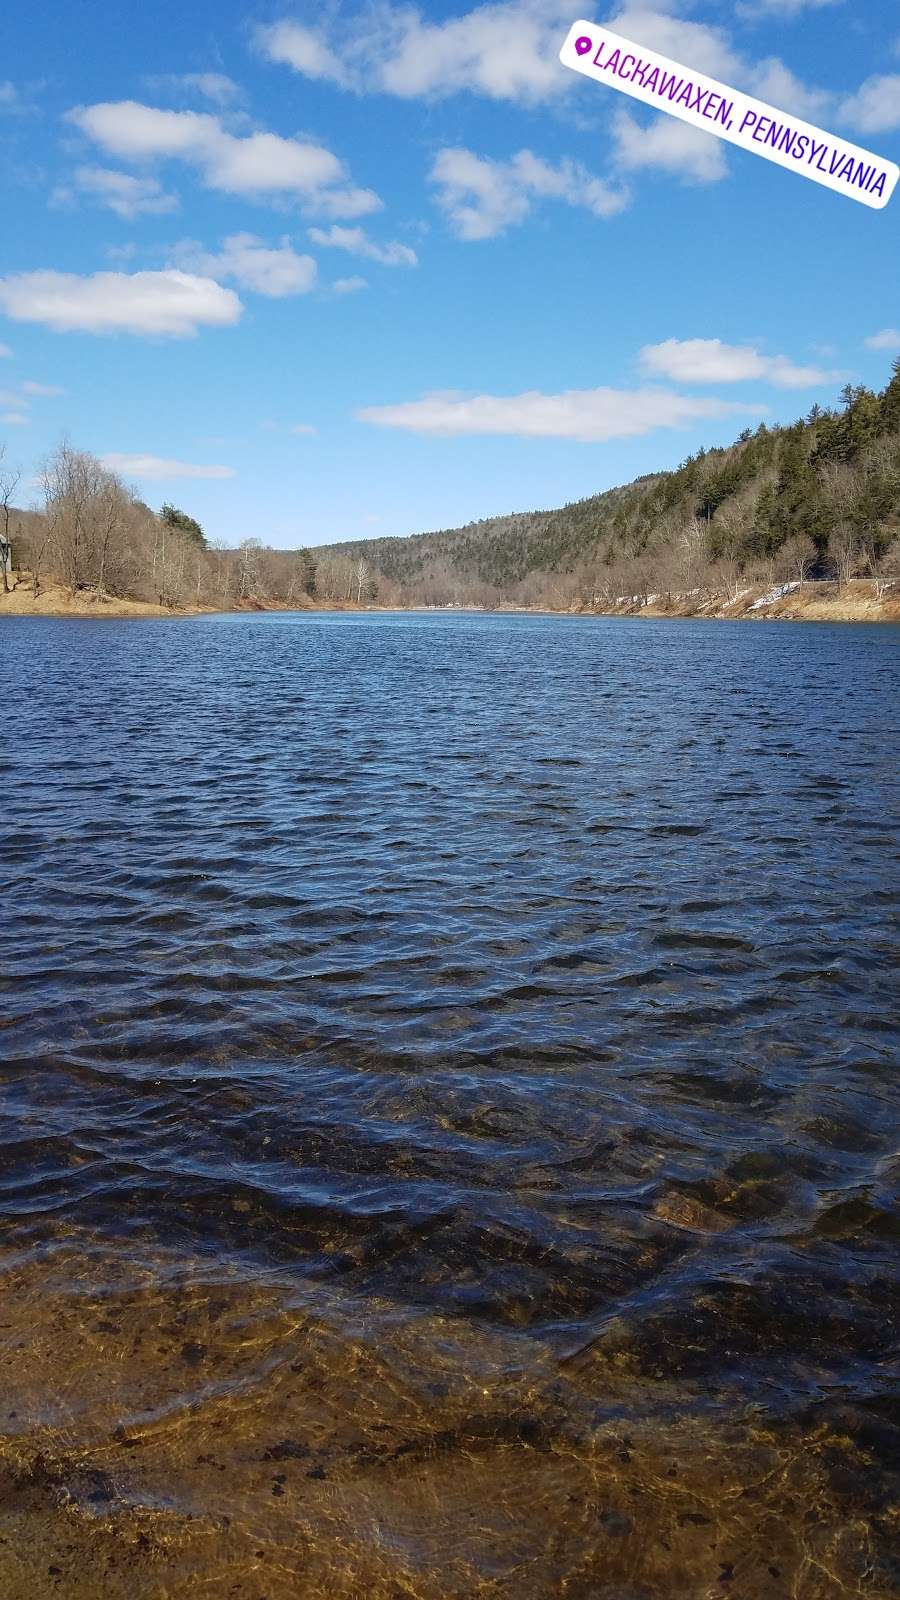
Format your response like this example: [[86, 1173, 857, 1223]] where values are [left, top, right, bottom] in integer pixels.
[[574, 35, 592, 55]]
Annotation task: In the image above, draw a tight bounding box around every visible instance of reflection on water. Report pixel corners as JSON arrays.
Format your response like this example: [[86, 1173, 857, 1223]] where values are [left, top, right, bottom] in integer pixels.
[[1, 611, 898, 1598]]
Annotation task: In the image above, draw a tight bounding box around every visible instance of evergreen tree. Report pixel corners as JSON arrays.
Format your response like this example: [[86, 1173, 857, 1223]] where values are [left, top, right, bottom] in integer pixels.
[[160, 503, 206, 547], [299, 548, 317, 596], [878, 358, 900, 436]]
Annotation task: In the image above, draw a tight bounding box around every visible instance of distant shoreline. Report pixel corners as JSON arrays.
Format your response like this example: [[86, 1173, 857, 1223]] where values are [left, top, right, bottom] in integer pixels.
[[1, 577, 897, 625]]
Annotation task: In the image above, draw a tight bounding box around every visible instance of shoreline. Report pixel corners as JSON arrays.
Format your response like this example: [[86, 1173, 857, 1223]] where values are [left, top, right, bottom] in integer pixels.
[[1, 577, 898, 624]]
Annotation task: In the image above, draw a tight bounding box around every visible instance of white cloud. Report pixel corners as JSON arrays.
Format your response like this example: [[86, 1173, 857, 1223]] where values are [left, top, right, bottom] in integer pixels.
[[58, 165, 179, 218], [749, 59, 833, 121], [257, 4, 573, 104], [739, 0, 843, 15], [0, 378, 62, 407], [171, 233, 317, 296], [203, 130, 342, 196], [431, 150, 523, 239], [100, 453, 235, 480], [258, 4, 749, 105], [1, 413, 29, 426], [258, 0, 845, 124], [0, 343, 11, 358], [307, 186, 383, 220], [839, 75, 900, 135], [290, 423, 318, 435], [0, 269, 242, 337], [68, 102, 214, 160], [308, 225, 418, 266], [865, 328, 900, 351], [357, 386, 765, 442], [151, 73, 242, 105], [612, 110, 727, 183], [66, 101, 381, 218], [609, 8, 738, 77], [640, 338, 834, 388], [257, 23, 353, 89], [431, 146, 627, 239], [376, 2, 568, 102], [333, 276, 368, 293]]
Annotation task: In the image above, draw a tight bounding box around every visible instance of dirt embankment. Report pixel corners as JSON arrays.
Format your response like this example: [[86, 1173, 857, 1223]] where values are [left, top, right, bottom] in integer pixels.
[[579, 579, 900, 625], [0, 577, 370, 620], [0, 581, 188, 618]]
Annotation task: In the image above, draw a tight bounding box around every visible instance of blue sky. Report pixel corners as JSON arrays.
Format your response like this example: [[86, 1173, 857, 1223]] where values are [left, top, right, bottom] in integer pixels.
[[1, 0, 898, 548]]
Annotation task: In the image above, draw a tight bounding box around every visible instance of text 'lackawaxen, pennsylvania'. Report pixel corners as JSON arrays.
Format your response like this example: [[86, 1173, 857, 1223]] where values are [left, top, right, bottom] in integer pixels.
[[560, 22, 898, 210]]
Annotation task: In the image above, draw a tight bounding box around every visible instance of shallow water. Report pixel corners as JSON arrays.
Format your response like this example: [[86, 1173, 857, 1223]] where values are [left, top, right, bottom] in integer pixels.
[[1, 611, 898, 1598]]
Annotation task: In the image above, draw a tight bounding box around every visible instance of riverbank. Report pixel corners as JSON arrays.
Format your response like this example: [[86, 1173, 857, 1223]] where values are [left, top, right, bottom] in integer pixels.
[[0, 579, 370, 620], [2, 576, 898, 623], [575, 578, 900, 624], [0, 581, 190, 618]]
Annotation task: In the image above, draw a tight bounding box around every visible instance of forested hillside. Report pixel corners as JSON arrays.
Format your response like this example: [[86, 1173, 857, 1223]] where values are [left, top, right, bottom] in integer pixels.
[[312, 362, 900, 609], [2, 362, 899, 613]]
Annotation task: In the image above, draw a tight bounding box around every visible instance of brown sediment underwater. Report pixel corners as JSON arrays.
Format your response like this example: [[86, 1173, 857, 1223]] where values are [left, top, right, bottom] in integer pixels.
[[1, 1236, 897, 1600]]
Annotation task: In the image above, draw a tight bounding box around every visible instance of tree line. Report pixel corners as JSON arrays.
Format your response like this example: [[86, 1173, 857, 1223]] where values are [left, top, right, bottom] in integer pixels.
[[0, 442, 349, 610], [3, 359, 899, 613]]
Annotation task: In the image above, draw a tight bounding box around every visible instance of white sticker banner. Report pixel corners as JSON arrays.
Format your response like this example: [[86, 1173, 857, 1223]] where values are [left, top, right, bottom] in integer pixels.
[[560, 22, 898, 211]]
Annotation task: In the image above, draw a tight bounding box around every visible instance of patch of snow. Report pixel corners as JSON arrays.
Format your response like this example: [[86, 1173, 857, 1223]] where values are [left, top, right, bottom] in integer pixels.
[[750, 581, 800, 611]]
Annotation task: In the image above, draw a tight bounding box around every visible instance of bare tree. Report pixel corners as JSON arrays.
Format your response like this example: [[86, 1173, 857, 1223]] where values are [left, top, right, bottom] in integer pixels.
[[236, 537, 262, 602], [829, 523, 857, 591], [42, 444, 99, 593], [28, 514, 56, 597], [872, 540, 900, 602], [674, 518, 707, 596], [776, 534, 817, 590], [95, 478, 128, 599], [708, 557, 745, 606], [817, 460, 863, 522], [209, 541, 232, 606]]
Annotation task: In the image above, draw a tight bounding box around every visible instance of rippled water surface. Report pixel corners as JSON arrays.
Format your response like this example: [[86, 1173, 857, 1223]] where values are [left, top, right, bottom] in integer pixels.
[[1, 611, 898, 1599]]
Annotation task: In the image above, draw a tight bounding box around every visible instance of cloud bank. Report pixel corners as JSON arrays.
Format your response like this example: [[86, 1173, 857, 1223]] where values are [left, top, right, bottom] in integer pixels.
[[0, 269, 242, 336], [67, 100, 381, 218], [640, 339, 836, 388], [100, 453, 235, 480], [357, 386, 766, 442]]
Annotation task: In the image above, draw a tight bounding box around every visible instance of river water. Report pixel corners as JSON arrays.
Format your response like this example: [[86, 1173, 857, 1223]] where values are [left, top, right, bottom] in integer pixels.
[[1, 611, 898, 1599]]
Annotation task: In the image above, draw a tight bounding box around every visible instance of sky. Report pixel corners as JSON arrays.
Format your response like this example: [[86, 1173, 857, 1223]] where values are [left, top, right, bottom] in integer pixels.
[[1, 0, 899, 549]]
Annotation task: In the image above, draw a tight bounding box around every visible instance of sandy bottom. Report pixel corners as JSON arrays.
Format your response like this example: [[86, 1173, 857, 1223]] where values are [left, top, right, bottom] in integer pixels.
[[0, 1237, 895, 1600]]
